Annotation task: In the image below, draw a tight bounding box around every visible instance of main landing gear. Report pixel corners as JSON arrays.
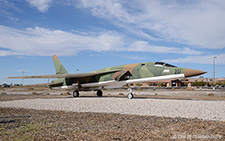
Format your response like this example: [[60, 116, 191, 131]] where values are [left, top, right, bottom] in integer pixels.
[[72, 88, 133, 99], [72, 90, 103, 97], [97, 90, 103, 97]]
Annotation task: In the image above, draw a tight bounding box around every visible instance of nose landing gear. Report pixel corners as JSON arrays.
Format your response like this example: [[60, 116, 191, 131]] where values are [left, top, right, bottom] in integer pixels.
[[73, 90, 79, 97], [127, 85, 134, 99]]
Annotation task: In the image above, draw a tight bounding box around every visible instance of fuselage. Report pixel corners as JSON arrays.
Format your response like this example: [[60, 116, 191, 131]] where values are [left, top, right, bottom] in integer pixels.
[[54, 61, 206, 90], [79, 62, 185, 90]]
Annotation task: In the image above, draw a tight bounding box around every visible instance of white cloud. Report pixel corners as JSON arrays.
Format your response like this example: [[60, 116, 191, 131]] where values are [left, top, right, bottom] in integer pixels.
[[26, 0, 52, 12], [0, 50, 24, 56], [0, 0, 21, 11], [0, 0, 21, 21], [0, 25, 124, 56], [80, 0, 133, 23], [128, 41, 201, 55], [164, 54, 225, 65], [0, 25, 202, 57], [79, 0, 225, 49]]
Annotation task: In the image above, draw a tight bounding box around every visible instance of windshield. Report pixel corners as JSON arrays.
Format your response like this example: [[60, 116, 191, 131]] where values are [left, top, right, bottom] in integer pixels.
[[154, 62, 164, 68], [154, 62, 177, 68], [165, 63, 176, 68]]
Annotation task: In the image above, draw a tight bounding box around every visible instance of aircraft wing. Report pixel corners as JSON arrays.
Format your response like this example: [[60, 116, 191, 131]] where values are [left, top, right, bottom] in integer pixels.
[[23, 82, 63, 86], [7, 70, 122, 79]]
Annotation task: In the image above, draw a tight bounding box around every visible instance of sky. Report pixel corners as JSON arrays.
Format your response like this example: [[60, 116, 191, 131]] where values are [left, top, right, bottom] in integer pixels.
[[0, 0, 225, 85]]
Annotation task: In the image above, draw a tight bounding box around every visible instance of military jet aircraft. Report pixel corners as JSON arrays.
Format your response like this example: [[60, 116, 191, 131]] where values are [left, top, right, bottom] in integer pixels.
[[7, 55, 206, 99]]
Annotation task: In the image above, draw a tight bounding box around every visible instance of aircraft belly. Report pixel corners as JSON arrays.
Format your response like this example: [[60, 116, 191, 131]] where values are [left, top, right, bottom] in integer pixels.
[[126, 73, 185, 84], [51, 85, 73, 90], [81, 80, 126, 89], [80, 74, 184, 89], [103, 81, 126, 89]]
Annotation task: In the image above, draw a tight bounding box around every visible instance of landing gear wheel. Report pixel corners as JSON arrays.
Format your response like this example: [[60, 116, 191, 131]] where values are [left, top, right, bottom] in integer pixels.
[[128, 93, 134, 99], [97, 90, 103, 97], [73, 90, 79, 97]]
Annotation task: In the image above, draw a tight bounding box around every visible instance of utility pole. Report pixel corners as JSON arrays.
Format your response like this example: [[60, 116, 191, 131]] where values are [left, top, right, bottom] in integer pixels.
[[213, 56, 217, 90], [22, 71, 25, 86]]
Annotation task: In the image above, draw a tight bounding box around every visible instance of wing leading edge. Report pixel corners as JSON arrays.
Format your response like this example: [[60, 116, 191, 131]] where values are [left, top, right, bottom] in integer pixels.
[[6, 70, 122, 79]]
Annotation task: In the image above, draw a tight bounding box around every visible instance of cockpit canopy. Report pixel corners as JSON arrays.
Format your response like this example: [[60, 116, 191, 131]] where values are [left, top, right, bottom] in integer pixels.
[[154, 62, 177, 68]]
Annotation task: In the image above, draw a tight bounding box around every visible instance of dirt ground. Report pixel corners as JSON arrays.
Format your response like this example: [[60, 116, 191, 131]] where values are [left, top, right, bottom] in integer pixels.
[[0, 89, 225, 140], [0, 107, 224, 141]]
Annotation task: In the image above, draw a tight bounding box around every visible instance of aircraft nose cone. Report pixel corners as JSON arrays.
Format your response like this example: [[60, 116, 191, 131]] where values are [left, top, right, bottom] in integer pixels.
[[184, 68, 207, 77]]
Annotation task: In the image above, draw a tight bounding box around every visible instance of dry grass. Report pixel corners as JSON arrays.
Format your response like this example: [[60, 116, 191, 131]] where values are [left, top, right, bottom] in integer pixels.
[[0, 108, 224, 140]]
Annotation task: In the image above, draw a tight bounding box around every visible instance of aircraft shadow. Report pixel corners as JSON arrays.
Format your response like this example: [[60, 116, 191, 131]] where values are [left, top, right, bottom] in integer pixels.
[[52, 95, 201, 101]]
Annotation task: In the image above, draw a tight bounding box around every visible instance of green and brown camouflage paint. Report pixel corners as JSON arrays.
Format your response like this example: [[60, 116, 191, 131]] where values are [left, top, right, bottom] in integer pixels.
[[8, 55, 206, 90], [52, 55, 185, 87]]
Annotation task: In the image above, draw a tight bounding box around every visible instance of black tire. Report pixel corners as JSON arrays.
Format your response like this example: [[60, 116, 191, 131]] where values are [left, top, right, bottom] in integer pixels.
[[73, 90, 79, 97], [128, 93, 133, 99], [97, 90, 103, 97]]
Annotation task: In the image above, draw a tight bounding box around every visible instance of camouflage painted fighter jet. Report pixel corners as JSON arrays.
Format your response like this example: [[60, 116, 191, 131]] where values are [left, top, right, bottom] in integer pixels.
[[7, 55, 206, 99]]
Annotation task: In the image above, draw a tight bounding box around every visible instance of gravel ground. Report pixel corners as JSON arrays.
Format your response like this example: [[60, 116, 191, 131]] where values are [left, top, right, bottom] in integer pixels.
[[0, 89, 225, 140], [0, 96, 225, 121], [0, 108, 224, 140]]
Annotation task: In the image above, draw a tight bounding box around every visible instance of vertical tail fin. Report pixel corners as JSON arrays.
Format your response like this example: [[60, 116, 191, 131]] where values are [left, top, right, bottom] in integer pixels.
[[52, 55, 68, 74]]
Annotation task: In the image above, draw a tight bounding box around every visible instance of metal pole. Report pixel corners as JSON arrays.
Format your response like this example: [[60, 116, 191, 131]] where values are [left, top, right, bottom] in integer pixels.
[[213, 57, 217, 90], [22, 71, 25, 86]]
